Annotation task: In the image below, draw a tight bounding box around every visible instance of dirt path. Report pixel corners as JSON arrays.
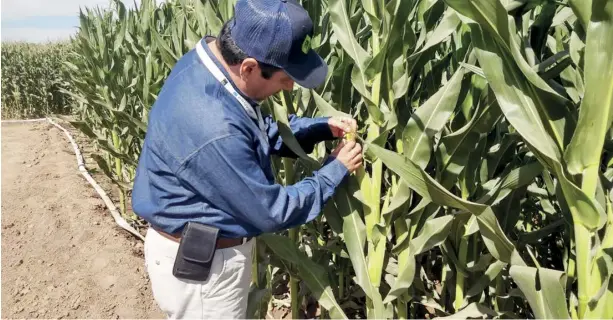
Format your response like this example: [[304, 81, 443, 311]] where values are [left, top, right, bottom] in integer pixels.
[[1, 121, 164, 319]]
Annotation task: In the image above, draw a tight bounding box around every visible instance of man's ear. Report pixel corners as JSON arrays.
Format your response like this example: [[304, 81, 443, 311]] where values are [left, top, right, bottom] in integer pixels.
[[240, 58, 259, 80]]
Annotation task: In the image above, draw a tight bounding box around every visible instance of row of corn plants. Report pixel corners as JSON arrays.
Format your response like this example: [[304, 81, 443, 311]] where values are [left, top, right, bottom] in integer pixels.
[[62, 0, 613, 318], [1, 42, 74, 119]]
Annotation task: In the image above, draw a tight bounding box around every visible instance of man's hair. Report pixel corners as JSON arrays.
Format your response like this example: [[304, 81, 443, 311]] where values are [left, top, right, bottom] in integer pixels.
[[217, 21, 281, 79]]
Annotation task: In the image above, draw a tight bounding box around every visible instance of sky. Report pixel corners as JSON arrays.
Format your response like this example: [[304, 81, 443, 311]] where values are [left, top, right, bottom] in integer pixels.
[[1, 0, 162, 43]]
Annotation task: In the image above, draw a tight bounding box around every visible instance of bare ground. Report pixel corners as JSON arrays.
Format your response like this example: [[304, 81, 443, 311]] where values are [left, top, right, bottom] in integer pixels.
[[1, 121, 164, 319]]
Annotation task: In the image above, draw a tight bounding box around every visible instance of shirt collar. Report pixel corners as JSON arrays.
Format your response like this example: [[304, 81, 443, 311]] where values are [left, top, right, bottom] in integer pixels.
[[201, 36, 259, 108]]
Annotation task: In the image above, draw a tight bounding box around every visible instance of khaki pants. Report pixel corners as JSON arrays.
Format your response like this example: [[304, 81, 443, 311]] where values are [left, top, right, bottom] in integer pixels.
[[144, 227, 253, 319]]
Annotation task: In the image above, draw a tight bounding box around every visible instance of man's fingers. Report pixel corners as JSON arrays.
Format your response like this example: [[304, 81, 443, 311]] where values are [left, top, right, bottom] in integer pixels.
[[338, 117, 356, 133], [342, 140, 356, 151], [348, 143, 362, 157], [350, 156, 363, 171], [344, 144, 362, 170], [342, 119, 352, 133], [332, 140, 346, 154], [348, 118, 357, 132]]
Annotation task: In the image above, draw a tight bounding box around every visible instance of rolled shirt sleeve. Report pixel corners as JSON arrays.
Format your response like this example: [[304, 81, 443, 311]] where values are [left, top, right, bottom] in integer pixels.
[[266, 115, 334, 158]]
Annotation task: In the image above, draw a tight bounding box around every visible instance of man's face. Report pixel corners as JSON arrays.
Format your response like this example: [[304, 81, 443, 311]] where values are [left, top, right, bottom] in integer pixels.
[[239, 59, 295, 101]]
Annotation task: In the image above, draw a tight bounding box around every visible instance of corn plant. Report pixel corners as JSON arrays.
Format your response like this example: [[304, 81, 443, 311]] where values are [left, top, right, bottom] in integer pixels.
[[63, 0, 613, 318], [1, 42, 74, 119], [261, 0, 613, 318]]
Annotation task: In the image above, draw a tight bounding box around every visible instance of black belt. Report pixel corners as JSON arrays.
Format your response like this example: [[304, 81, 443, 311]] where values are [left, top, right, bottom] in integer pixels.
[[152, 226, 251, 249]]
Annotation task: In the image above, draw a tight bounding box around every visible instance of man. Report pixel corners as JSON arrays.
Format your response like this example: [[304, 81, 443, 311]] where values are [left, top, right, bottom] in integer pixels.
[[131, 0, 363, 318]]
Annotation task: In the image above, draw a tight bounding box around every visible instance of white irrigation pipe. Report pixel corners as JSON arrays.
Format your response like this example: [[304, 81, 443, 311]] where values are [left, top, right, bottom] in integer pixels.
[[2, 117, 145, 241], [1, 118, 49, 123]]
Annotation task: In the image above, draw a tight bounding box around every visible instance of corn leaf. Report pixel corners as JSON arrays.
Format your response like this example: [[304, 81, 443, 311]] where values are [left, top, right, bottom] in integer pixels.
[[260, 234, 348, 319], [411, 8, 460, 58], [459, 10, 605, 230], [203, 0, 223, 35], [383, 214, 456, 303], [311, 89, 351, 118], [411, 215, 455, 255], [445, 0, 575, 149], [351, 65, 385, 124], [440, 302, 509, 319], [246, 286, 270, 319], [329, 0, 370, 70], [402, 66, 464, 169], [569, 0, 592, 30], [364, 140, 525, 266], [333, 185, 388, 318], [565, 0, 613, 180], [465, 260, 506, 299], [383, 256, 415, 304], [552, 7, 576, 27], [271, 101, 321, 170], [437, 100, 501, 187], [509, 265, 571, 319]]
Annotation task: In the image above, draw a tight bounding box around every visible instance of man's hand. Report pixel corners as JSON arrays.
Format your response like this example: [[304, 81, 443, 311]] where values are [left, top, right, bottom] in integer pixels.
[[330, 140, 363, 173], [328, 116, 357, 138]]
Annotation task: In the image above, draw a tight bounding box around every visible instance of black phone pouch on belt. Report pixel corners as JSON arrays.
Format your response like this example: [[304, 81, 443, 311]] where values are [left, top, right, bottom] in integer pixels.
[[172, 222, 219, 281]]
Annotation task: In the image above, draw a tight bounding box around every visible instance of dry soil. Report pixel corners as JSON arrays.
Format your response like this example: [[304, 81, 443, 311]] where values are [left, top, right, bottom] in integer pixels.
[[1, 121, 164, 319]]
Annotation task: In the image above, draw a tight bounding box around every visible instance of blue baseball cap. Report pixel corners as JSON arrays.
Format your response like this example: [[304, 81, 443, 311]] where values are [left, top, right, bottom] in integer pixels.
[[228, 0, 327, 89]]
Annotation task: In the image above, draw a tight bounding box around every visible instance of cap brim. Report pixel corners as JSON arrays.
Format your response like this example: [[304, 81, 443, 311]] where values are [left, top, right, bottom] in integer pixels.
[[283, 49, 328, 89]]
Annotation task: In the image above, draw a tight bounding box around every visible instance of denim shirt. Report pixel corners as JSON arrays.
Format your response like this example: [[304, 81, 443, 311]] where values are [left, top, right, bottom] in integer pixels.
[[131, 37, 349, 238]]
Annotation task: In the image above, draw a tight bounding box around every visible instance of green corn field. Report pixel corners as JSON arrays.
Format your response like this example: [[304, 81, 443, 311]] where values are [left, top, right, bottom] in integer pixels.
[[1, 42, 74, 119], [3, 0, 613, 318]]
